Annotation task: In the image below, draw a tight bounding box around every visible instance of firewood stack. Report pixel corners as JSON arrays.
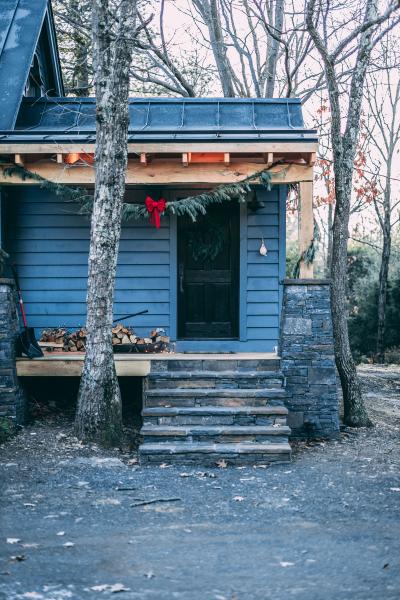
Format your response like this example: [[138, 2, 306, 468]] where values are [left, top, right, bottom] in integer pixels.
[[63, 328, 87, 352], [111, 323, 136, 346], [39, 324, 170, 353]]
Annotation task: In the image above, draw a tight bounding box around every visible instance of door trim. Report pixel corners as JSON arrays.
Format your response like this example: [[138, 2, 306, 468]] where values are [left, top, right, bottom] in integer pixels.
[[176, 201, 240, 340]]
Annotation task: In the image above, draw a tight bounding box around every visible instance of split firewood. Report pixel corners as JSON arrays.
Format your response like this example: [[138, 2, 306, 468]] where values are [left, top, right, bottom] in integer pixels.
[[121, 335, 130, 344]]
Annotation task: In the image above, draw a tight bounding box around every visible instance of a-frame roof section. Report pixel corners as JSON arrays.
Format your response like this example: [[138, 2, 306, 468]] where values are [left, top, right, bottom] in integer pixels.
[[0, 0, 64, 131]]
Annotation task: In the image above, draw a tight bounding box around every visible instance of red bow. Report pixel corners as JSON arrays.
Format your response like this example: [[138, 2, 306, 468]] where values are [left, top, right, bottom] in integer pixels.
[[145, 196, 166, 229]]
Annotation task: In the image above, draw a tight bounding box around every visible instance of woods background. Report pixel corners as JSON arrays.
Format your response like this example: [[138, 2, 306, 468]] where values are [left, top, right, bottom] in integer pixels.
[[52, 0, 400, 364]]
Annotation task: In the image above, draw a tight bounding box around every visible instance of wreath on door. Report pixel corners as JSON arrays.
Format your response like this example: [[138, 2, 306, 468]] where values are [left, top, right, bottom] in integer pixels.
[[188, 222, 226, 263]]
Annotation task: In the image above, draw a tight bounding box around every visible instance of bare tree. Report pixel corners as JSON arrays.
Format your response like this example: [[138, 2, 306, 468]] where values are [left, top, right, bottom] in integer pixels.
[[364, 43, 400, 362], [53, 0, 92, 96], [306, 0, 400, 427], [75, 0, 138, 445], [132, 0, 317, 98]]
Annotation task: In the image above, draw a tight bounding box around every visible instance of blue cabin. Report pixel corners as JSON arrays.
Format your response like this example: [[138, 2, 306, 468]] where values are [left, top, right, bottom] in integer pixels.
[[0, 1, 340, 461]]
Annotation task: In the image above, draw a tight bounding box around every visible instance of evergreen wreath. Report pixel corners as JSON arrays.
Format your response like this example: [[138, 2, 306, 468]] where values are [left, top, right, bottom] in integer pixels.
[[188, 221, 226, 263]]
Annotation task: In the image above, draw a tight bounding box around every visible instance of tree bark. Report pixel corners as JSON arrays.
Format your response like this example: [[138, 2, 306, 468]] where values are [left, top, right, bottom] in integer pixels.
[[306, 0, 382, 427], [325, 201, 333, 278], [75, 0, 136, 445], [376, 178, 392, 362], [265, 0, 284, 97], [193, 0, 236, 97]]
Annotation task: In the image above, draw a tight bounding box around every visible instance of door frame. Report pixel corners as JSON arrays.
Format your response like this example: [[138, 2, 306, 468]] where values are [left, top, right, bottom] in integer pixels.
[[168, 188, 246, 342]]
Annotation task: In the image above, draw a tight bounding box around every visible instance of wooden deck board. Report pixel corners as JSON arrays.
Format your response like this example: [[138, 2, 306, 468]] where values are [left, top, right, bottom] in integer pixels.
[[16, 352, 278, 377]]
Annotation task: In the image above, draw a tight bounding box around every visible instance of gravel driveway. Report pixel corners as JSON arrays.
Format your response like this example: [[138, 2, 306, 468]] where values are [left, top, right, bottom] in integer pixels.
[[1, 365, 399, 600]]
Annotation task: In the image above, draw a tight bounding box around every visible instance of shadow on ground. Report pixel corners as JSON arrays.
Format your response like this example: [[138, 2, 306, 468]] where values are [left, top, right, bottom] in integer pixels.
[[0, 365, 399, 600]]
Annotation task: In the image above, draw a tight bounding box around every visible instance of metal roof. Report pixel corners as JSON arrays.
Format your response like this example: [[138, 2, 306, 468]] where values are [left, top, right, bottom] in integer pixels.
[[0, 0, 63, 131], [0, 97, 318, 144]]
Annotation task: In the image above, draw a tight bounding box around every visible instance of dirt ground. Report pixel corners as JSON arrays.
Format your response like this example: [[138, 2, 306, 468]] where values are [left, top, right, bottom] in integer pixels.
[[0, 365, 399, 600]]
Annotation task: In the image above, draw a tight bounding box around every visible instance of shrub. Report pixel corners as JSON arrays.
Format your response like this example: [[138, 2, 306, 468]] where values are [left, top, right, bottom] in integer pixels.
[[0, 417, 16, 444]]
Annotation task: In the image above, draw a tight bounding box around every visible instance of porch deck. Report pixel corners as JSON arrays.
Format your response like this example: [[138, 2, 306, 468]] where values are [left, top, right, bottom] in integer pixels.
[[16, 352, 279, 377]]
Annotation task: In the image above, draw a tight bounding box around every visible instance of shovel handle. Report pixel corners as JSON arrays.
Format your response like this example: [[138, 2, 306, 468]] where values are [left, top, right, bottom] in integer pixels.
[[113, 310, 148, 323], [11, 264, 28, 328]]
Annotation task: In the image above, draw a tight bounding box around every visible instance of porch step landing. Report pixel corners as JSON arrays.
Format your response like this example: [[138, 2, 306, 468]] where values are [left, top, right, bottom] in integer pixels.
[[139, 358, 291, 465]]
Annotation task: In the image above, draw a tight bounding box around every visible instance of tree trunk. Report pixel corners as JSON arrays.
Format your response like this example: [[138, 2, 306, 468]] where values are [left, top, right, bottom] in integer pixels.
[[75, 0, 136, 446], [193, 0, 236, 97], [330, 181, 372, 427], [306, 0, 380, 427], [265, 0, 284, 97], [326, 201, 333, 278], [69, 0, 90, 96], [376, 176, 392, 362]]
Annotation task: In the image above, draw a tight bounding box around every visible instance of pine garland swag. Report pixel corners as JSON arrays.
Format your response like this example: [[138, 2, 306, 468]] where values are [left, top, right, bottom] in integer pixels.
[[1, 159, 319, 270], [292, 220, 321, 279]]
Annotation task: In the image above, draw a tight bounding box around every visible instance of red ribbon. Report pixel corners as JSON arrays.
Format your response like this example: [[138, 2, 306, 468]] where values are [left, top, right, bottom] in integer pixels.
[[145, 196, 166, 229]]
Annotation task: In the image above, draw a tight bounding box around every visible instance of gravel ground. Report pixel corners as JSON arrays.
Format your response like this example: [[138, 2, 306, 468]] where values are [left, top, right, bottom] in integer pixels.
[[0, 365, 399, 600]]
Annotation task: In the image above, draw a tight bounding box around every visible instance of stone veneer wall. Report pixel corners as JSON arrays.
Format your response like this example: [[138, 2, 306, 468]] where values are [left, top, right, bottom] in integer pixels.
[[0, 279, 26, 423], [280, 279, 340, 438]]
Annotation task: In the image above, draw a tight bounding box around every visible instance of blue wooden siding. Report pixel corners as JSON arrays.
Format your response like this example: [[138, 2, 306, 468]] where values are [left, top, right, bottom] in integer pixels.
[[3, 185, 286, 351], [4, 187, 171, 337]]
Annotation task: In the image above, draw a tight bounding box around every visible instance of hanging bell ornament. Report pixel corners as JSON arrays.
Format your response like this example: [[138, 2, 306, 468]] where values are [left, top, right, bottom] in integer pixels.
[[259, 238, 267, 256]]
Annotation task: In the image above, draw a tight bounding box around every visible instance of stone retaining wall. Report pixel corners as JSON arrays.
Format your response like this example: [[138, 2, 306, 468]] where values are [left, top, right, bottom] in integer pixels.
[[0, 278, 26, 423], [280, 279, 340, 438]]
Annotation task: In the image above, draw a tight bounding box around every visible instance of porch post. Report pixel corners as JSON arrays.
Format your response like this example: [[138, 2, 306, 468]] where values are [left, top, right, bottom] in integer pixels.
[[299, 180, 314, 279]]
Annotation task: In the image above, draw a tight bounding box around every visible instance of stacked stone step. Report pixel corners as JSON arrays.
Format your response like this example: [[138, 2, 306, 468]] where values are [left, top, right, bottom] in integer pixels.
[[139, 358, 291, 466]]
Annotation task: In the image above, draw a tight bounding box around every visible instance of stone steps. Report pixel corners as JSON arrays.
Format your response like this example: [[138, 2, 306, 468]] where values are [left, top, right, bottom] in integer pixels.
[[139, 359, 291, 465], [147, 370, 285, 389], [145, 387, 287, 408], [139, 442, 292, 465], [142, 424, 291, 443]]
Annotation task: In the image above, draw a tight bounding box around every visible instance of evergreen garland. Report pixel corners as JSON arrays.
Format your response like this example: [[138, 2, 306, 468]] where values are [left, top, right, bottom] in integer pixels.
[[292, 220, 321, 279], [1, 159, 319, 271]]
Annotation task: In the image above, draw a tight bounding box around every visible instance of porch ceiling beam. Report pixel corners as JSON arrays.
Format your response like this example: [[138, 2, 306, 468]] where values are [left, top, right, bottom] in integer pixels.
[[0, 141, 319, 154], [0, 161, 314, 185], [14, 153, 24, 166]]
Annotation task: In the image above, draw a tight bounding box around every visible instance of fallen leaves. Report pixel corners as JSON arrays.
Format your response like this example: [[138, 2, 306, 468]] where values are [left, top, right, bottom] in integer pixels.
[[63, 542, 75, 548], [91, 583, 130, 593], [94, 498, 121, 506], [279, 561, 295, 567], [10, 554, 27, 561], [233, 496, 245, 502], [216, 459, 228, 468], [6, 538, 21, 544]]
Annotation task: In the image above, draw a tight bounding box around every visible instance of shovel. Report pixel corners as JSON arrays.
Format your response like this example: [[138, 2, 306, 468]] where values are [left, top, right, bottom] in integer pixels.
[[11, 264, 43, 359]]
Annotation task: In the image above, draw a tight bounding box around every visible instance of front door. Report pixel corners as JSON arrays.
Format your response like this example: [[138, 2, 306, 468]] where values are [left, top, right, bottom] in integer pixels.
[[177, 202, 239, 339]]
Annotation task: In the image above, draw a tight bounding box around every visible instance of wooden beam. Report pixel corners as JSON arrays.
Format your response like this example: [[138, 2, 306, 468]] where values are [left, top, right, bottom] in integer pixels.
[[56, 153, 63, 164], [0, 161, 314, 186], [14, 154, 24, 166], [308, 152, 316, 166], [224, 152, 230, 165], [16, 356, 151, 377], [0, 141, 319, 155], [182, 152, 189, 167], [299, 180, 314, 279], [140, 152, 147, 166], [263, 152, 273, 166]]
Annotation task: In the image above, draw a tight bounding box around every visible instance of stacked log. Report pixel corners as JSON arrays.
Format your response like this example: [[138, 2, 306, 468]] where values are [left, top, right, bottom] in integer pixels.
[[39, 324, 170, 353], [63, 328, 87, 352], [111, 323, 136, 346]]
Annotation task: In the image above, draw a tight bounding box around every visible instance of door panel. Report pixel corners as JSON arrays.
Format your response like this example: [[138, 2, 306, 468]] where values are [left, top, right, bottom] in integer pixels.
[[177, 202, 239, 339]]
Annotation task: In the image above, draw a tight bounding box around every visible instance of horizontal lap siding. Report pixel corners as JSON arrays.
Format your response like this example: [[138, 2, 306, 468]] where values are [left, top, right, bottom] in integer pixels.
[[4, 188, 171, 336], [245, 188, 282, 350]]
